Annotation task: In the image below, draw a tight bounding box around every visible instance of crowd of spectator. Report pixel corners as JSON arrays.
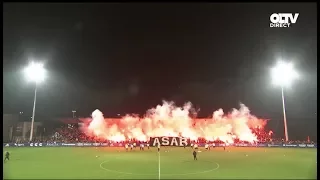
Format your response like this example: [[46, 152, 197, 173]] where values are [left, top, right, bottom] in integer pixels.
[[12, 124, 315, 144]]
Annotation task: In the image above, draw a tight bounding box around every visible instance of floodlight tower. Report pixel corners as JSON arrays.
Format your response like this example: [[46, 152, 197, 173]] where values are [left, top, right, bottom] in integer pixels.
[[270, 61, 299, 142], [24, 61, 46, 141], [72, 110, 76, 118]]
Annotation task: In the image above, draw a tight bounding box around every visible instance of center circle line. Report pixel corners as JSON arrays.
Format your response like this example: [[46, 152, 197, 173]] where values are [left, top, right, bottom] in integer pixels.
[[99, 160, 220, 176]]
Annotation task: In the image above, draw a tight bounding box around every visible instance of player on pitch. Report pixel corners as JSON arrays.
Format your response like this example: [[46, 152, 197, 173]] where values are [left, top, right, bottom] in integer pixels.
[[4, 151, 10, 162], [193, 150, 197, 160]]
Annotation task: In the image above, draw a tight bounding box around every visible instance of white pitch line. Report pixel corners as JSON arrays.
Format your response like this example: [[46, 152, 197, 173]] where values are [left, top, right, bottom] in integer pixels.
[[158, 152, 161, 180]]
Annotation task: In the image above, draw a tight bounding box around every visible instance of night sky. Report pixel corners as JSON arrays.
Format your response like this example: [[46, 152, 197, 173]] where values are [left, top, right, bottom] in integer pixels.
[[3, 3, 317, 140]]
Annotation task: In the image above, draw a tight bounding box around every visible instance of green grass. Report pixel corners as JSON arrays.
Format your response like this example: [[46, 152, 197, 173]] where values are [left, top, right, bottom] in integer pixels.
[[3, 146, 317, 179]]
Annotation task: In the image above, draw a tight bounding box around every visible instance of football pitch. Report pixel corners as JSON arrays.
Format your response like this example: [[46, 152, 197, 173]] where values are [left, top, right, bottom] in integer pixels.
[[3, 146, 317, 179]]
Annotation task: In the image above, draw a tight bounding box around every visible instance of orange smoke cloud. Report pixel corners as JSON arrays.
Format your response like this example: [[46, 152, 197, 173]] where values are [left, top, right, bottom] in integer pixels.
[[80, 101, 267, 143]]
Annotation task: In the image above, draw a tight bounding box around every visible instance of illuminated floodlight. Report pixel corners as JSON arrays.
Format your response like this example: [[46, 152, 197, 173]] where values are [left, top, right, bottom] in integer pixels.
[[271, 61, 299, 88], [23, 61, 47, 141], [270, 61, 300, 142], [24, 62, 46, 83]]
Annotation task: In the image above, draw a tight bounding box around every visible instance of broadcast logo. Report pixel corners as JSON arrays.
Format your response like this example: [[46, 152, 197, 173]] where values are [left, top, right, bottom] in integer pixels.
[[270, 13, 299, 28]]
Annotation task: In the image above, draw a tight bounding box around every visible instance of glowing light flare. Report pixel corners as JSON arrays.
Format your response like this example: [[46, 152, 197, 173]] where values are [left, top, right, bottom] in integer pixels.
[[24, 62, 46, 83], [271, 61, 299, 87], [268, 130, 273, 136]]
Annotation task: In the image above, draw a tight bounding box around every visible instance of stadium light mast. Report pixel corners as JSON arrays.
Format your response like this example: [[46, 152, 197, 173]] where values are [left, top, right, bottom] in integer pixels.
[[271, 61, 299, 142], [24, 61, 46, 142], [72, 110, 77, 118]]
